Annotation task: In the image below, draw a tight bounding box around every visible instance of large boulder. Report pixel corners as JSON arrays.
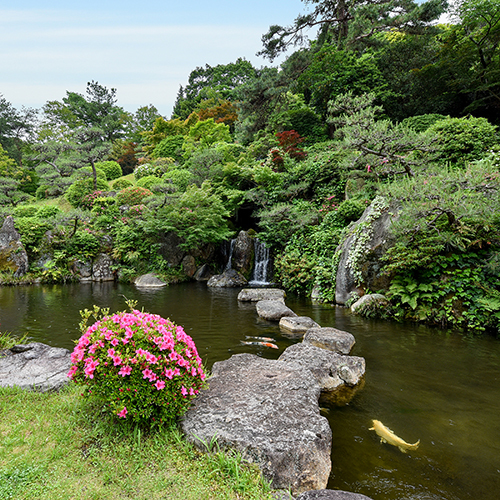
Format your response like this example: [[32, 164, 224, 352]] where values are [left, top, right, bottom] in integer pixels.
[[134, 273, 167, 287], [181, 255, 197, 278], [335, 197, 399, 305], [279, 343, 365, 392], [279, 316, 320, 338], [207, 269, 248, 288], [296, 490, 374, 500], [158, 231, 185, 266], [231, 230, 254, 278], [0, 216, 28, 277], [193, 264, 214, 281], [181, 353, 332, 495], [303, 328, 355, 355], [256, 300, 297, 321], [238, 288, 286, 303], [351, 293, 388, 315], [0, 342, 71, 392], [91, 253, 115, 281]]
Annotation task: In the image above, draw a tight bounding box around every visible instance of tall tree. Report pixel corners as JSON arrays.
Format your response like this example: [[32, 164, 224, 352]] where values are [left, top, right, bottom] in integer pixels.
[[62, 81, 126, 142], [259, 0, 448, 60], [172, 59, 257, 119]]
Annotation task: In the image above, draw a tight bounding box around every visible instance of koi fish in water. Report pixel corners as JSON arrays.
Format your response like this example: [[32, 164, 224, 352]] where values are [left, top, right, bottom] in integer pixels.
[[241, 340, 279, 349], [369, 419, 420, 453], [245, 336, 275, 342]]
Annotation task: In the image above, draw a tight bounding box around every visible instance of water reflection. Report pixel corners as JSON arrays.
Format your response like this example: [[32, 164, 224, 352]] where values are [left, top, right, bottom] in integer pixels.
[[1, 282, 500, 499]]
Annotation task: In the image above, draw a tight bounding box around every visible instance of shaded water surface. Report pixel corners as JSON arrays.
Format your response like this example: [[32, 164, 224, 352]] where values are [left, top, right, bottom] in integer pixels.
[[1, 282, 499, 500]]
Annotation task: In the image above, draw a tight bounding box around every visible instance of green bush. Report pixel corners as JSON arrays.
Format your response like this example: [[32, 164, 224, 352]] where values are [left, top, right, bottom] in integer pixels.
[[112, 178, 133, 190], [162, 169, 194, 192], [67, 230, 101, 258], [152, 135, 185, 161], [13, 205, 39, 218], [37, 206, 62, 218], [66, 178, 110, 208], [401, 114, 448, 132], [116, 186, 153, 206], [136, 175, 164, 190], [68, 304, 206, 425], [336, 198, 366, 224], [14, 216, 53, 255], [428, 116, 499, 167], [95, 160, 123, 181]]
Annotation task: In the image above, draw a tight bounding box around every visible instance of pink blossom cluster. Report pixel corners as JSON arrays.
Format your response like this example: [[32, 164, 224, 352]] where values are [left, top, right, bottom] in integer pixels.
[[68, 309, 205, 421]]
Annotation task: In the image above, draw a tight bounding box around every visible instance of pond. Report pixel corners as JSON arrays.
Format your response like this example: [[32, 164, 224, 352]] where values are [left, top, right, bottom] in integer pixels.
[[1, 282, 499, 500]]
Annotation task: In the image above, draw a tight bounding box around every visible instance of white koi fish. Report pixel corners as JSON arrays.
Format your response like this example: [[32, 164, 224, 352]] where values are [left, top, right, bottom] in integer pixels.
[[241, 340, 279, 349], [369, 419, 420, 453]]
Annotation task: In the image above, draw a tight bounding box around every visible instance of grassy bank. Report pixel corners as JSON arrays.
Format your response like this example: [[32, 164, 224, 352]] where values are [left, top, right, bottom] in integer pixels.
[[0, 384, 273, 500]]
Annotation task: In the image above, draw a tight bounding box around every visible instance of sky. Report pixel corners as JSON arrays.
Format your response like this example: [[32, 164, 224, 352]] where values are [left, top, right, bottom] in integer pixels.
[[0, 0, 309, 117]]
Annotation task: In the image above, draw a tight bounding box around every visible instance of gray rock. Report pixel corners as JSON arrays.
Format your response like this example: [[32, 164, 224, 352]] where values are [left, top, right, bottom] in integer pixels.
[[231, 230, 254, 278], [207, 269, 248, 288], [134, 273, 167, 287], [0, 342, 71, 392], [351, 294, 388, 314], [280, 316, 320, 338], [181, 255, 197, 278], [158, 231, 186, 266], [303, 327, 355, 355], [0, 216, 28, 277], [72, 259, 92, 278], [238, 288, 286, 302], [181, 353, 332, 495], [279, 343, 365, 392], [296, 490, 373, 500], [335, 198, 399, 305], [256, 300, 297, 321], [91, 253, 115, 281], [193, 263, 214, 281]]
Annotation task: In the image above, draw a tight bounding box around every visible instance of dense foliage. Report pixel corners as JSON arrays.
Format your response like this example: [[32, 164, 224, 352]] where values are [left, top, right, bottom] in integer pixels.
[[1, 2, 500, 334]]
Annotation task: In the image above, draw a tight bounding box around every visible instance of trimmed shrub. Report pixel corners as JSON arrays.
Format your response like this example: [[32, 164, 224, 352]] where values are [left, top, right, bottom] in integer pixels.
[[66, 178, 110, 208], [68, 304, 206, 425], [136, 175, 164, 190], [116, 186, 152, 206], [13, 205, 39, 218], [428, 116, 499, 167], [112, 178, 133, 190], [95, 160, 123, 181]]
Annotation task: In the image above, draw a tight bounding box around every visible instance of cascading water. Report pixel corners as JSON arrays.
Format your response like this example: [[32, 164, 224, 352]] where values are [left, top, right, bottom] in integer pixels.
[[224, 239, 236, 271], [249, 238, 271, 285]]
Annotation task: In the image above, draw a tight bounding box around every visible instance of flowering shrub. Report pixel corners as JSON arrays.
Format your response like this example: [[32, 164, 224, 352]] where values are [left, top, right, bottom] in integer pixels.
[[68, 303, 206, 425], [116, 186, 152, 206]]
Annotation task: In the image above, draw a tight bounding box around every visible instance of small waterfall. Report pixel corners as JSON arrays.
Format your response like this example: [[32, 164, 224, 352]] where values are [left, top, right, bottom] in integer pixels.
[[224, 239, 236, 271], [249, 239, 271, 285]]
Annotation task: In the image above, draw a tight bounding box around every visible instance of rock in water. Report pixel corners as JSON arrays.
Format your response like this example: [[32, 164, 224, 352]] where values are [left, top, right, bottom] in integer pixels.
[[207, 269, 248, 287], [237, 288, 285, 302], [256, 300, 297, 321], [181, 353, 332, 495], [0, 343, 71, 392], [0, 216, 28, 277], [134, 273, 167, 287]]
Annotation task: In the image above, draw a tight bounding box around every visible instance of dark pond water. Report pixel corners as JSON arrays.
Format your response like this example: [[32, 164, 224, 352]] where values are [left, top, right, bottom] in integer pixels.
[[1, 282, 500, 500]]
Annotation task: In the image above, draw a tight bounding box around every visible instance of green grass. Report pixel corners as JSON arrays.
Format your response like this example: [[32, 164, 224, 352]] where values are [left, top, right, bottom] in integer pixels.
[[0, 385, 272, 500], [0, 332, 28, 350]]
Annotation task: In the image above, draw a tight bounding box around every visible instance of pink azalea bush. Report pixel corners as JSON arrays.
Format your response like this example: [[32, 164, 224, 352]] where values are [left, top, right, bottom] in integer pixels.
[[68, 304, 206, 425]]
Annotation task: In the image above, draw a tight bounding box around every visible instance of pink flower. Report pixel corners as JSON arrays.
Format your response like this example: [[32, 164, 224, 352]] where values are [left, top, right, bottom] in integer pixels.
[[155, 380, 165, 390], [181, 386, 188, 397], [164, 368, 174, 379], [67, 365, 78, 379], [110, 338, 119, 347], [118, 365, 132, 377], [113, 356, 123, 366], [118, 407, 127, 418]]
